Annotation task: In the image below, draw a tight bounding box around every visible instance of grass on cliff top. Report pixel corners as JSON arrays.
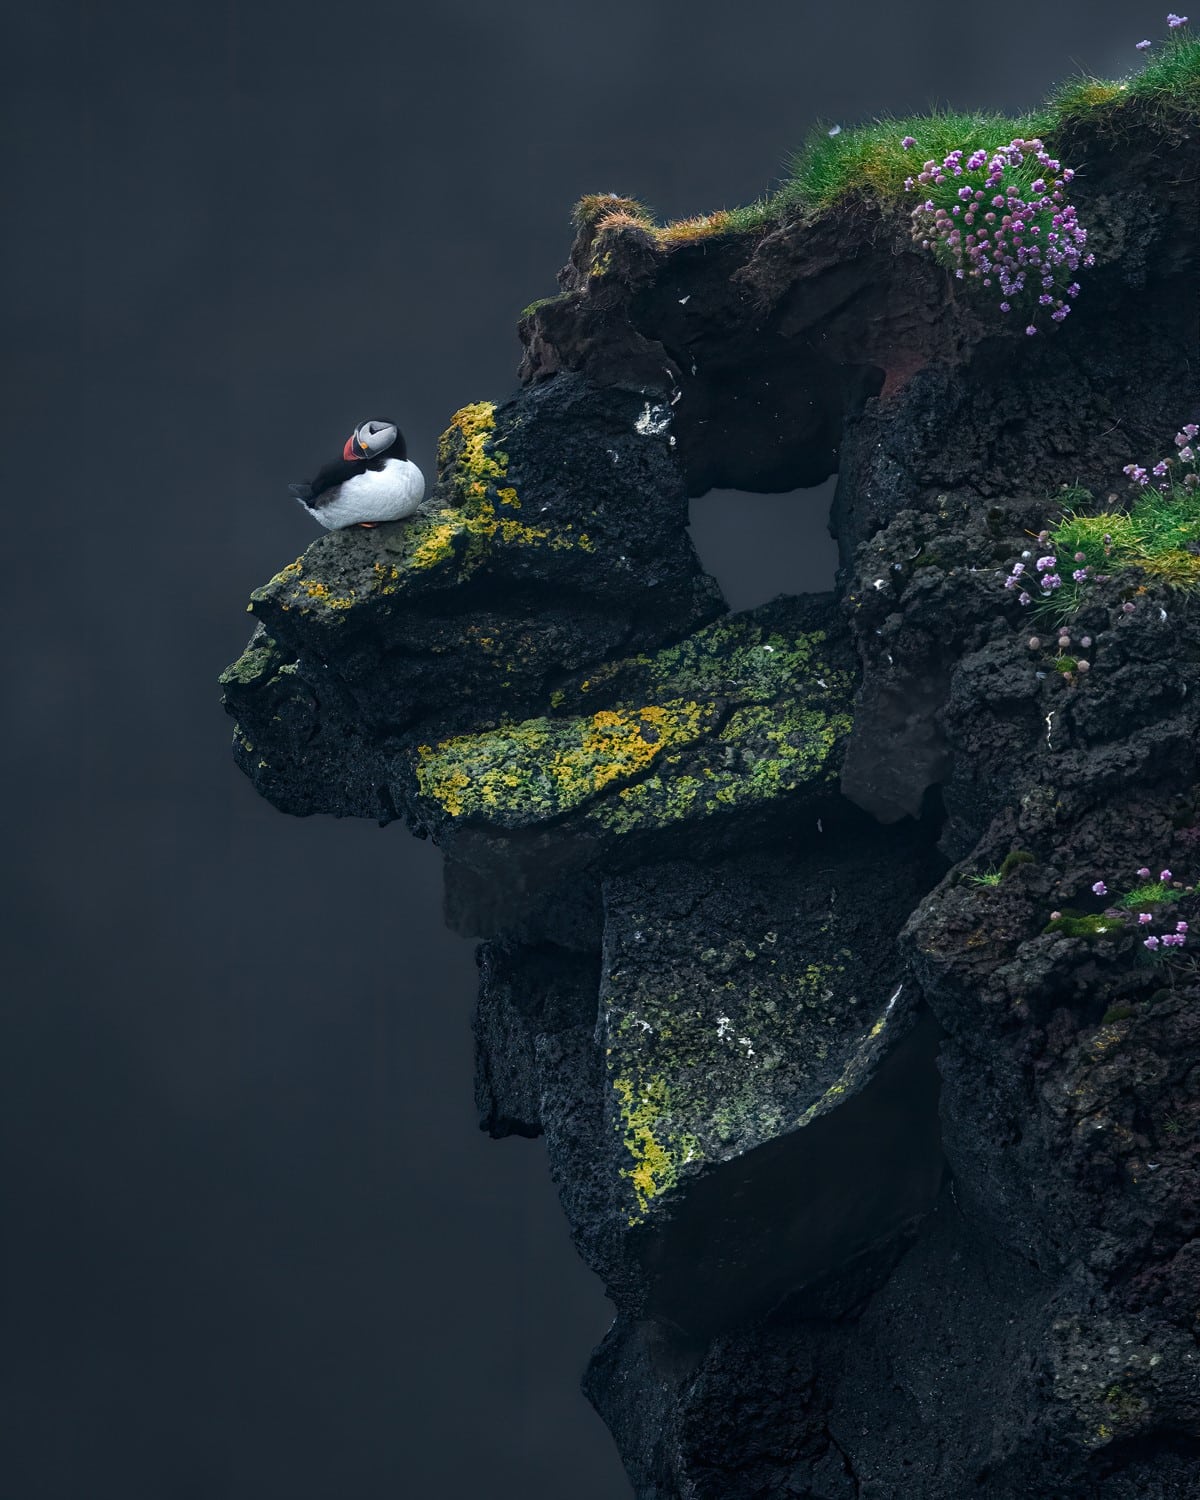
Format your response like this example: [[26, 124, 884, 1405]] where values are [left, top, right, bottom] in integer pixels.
[[783, 29, 1200, 213], [777, 107, 1054, 215], [581, 27, 1200, 246]]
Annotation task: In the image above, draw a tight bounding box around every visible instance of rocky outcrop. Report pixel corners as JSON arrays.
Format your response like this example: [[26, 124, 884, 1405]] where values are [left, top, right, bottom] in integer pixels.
[[223, 91, 1200, 1497]]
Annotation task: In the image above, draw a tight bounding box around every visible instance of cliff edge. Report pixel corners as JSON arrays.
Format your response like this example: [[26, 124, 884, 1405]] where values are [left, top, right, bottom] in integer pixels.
[[223, 57, 1200, 1498]]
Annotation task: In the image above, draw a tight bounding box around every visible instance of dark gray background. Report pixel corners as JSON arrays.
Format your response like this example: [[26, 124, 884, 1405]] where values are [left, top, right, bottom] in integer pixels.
[[3, 2, 1163, 1495]]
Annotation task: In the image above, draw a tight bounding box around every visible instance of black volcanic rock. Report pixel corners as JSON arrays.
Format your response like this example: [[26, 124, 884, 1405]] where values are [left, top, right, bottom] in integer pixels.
[[224, 91, 1200, 1498]]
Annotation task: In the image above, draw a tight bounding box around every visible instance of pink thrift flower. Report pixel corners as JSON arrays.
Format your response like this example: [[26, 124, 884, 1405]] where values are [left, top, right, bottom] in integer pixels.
[[1092, 881, 1108, 896], [1137, 867, 1151, 878], [1144, 935, 1161, 950], [1160, 869, 1172, 881]]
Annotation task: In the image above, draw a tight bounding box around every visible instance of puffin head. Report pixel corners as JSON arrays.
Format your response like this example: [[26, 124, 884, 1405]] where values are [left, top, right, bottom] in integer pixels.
[[344, 420, 402, 462]]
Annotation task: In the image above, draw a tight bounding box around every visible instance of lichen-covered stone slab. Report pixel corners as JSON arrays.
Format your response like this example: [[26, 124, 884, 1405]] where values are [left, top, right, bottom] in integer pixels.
[[595, 846, 938, 1229], [411, 599, 855, 858]]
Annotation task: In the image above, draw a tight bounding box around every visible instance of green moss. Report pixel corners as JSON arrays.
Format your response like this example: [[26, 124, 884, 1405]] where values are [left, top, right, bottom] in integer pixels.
[[1102, 1004, 1135, 1024], [519, 292, 571, 320], [218, 634, 282, 689], [1000, 849, 1036, 877], [1044, 912, 1123, 937]]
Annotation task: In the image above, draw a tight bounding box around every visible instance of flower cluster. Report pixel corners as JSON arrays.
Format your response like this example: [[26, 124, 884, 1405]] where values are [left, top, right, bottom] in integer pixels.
[[1060, 866, 1196, 953], [904, 137, 1093, 330], [1003, 528, 1112, 612], [1140, 13, 1191, 45], [1122, 423, 1200, 492], [1001, 420, 1200, 628]]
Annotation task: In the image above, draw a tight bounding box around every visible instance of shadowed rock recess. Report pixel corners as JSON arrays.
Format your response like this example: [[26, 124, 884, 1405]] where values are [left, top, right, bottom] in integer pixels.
[[223, 100, 1200, 1497]]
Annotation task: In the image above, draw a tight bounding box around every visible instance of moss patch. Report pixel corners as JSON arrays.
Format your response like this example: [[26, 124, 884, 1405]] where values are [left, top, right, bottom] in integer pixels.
[[218, 632, 284, 689], [1044, 912, 1124, 937]]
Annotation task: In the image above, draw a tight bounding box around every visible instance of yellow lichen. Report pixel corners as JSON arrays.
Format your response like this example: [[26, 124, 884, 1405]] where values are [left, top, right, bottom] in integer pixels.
[[414, 700, 711, 821], [611, 1073, 699, 1222], [439, 401, 508, 505], [298, 579, 355, 610], [398, 404, 594, 574]]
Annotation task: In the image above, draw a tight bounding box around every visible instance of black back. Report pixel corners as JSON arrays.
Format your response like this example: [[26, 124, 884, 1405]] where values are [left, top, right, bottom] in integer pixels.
[[297, 426, 407, 503]]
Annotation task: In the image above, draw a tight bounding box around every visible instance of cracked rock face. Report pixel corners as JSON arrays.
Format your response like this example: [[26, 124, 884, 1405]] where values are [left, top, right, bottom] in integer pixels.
[[224, 98, 1200, 1497]]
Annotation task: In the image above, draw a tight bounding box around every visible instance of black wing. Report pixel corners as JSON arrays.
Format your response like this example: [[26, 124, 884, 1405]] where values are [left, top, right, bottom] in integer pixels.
[[292, 457, 366, 505]]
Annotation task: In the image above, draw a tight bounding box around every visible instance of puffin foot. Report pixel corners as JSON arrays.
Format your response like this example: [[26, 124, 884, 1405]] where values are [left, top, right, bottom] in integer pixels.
[[357, 522, 379, 529]]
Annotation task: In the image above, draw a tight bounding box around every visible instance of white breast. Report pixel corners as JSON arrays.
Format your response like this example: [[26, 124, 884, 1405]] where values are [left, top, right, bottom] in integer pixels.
[[311, 459, 426, 529]]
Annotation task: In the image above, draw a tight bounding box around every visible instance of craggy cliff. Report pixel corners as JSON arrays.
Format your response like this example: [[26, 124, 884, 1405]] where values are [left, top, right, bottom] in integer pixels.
[[223, 91, 1200, 1497]]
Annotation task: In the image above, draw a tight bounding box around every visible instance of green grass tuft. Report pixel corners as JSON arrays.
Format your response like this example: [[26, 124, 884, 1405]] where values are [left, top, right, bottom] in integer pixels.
[[1118, 881, 1180, 910], [1029, 474, 1200, 625], [967, 869, 1004, 887], [1128, 29, 1200, 105]]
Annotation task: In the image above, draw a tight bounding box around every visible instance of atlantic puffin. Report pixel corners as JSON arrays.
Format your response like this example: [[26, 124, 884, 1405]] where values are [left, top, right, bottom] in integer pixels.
[[289, 420, 425, 529]]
